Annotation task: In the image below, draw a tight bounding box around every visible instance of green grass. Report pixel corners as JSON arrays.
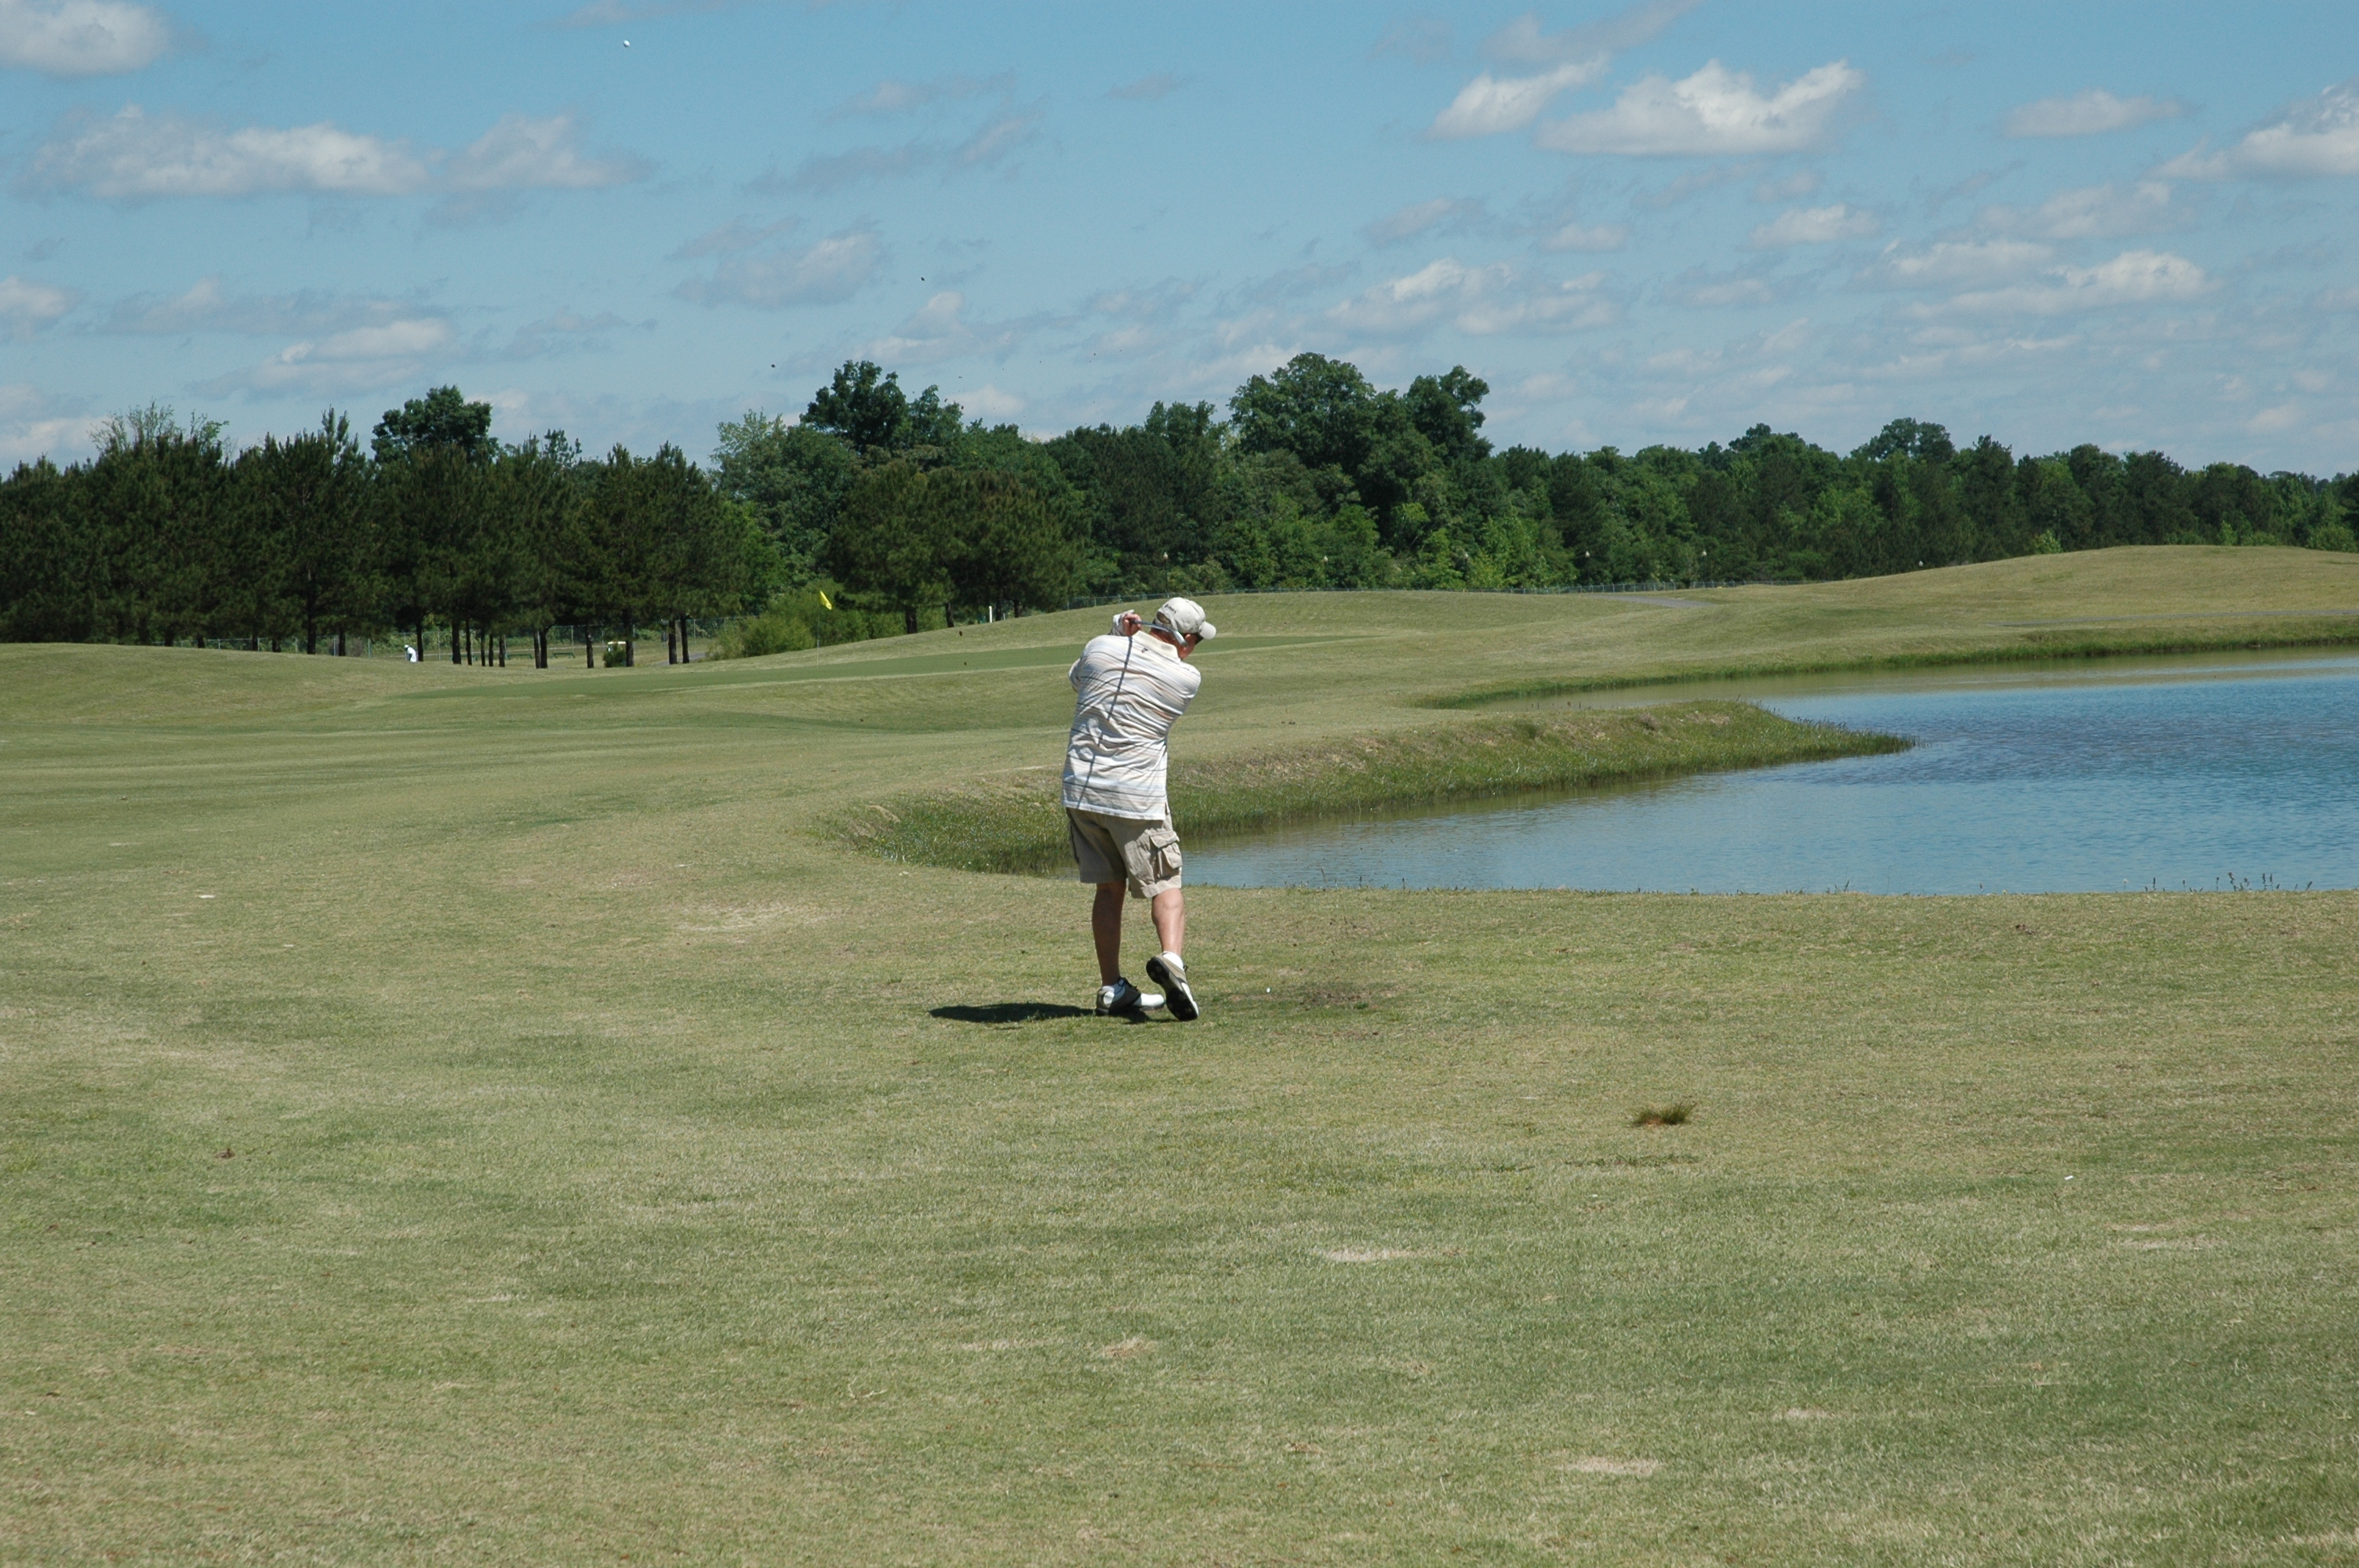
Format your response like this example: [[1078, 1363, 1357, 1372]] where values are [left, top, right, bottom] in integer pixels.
[[839, 701, 1906, 874], [1428, 612, 2359, 706], [5, 547, 2358, 1565]]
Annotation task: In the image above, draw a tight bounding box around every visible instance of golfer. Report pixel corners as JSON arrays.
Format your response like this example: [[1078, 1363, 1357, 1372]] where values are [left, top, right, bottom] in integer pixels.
[[1064, 597, 1215, 1019]]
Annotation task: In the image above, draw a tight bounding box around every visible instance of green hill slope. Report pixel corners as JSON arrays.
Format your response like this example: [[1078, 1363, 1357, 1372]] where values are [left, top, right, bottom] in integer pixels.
[[4, 547, 2357, 1564]]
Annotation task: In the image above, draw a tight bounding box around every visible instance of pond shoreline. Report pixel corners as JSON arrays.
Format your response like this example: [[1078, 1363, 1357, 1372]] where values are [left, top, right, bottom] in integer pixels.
[[835, 701, 1906, 877], [1197, 649, 2359, 896]]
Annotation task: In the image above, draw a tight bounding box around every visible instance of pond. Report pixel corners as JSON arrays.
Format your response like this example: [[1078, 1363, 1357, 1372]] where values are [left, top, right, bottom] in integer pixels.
[[1187, 648, 2359, 895]]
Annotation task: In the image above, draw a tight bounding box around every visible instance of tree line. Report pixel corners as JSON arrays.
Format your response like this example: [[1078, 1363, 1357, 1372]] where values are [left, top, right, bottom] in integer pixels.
[[0, 389, 776, 664], [5, 356, 2354, 658], [720, 352, 2356, 611]]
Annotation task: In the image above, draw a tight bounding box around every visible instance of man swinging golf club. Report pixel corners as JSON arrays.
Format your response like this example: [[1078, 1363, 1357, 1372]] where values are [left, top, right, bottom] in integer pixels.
[[1064, 597, 1215, 1019]]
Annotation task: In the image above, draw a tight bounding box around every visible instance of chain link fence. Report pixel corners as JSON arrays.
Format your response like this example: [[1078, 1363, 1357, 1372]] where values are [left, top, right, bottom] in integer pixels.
[[152, 586, 1796, 662], [1063, 578, 1798, 610], [172, 619, 740, 662]]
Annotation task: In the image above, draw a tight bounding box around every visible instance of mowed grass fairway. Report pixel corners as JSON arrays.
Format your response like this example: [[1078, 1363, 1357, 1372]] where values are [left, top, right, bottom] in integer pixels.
[[5, 546, 2358, 1566]]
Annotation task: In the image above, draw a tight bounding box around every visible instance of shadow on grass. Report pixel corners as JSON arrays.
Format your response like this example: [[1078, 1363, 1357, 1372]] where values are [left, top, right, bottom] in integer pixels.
[[929, 1002, 1106, 1025]]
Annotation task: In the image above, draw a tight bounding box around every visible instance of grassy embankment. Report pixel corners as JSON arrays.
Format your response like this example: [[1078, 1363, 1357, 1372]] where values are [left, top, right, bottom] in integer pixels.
[[844, 702, 1906, 874], [4, 546, 2358, 1565]]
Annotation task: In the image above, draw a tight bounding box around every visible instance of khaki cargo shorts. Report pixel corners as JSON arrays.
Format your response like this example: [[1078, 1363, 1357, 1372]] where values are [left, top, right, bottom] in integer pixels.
[[1067, 808, 1183, 899]]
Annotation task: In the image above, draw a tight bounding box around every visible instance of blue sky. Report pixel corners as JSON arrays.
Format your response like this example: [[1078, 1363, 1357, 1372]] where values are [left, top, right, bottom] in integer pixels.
[[5, 1, 2358, 474]]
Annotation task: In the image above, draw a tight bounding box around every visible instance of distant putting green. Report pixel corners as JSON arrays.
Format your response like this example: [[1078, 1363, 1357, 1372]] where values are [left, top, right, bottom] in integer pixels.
[[4, 547, 2357, 1565]]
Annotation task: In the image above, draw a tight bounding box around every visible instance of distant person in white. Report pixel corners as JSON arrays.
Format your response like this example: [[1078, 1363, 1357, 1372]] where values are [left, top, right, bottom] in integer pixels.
[[1063, 596, 1214, 1019]]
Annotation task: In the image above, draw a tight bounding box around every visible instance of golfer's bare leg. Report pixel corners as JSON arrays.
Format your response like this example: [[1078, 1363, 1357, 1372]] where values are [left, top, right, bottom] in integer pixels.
[[1151, 888, 1184, 959], [1092, 882, 1125, 985]]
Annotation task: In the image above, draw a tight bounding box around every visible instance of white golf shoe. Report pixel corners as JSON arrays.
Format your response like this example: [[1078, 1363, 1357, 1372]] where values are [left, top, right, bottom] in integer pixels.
[[1145, 951, 1198, 1021], [1096, 978, 1164, 1015]]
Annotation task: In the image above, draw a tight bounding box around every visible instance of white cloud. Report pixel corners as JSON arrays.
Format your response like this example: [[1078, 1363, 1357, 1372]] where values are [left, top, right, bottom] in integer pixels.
[[961, 383, 1025, 419], [2248, 402, 2303, 434], [675, 225, 881, 308], [1329, 261, 1486, 333], [2002, 89, 2185, 139], [1749, 202, 1878, 247], [431, 113, 649, 224], [0, 0, 168, 77], [1979, 179, 2186, 239], [1078, 323, 1155, 358], [0, 383, 93, 466], [1, 383, 55, 419], [1630, 319, 1815, 419], [1753, 169, 1821, 202], [877, 289, 1033, 363], [1482, 1, 1703, 65], [201, 318, 455, 396], [1920, 249, 2212, 317], [1066, 281, 1194, 359], [1634, 162, 1750, 209], [1222, 263, 1354, 311], [1432, 2, 1712, 140], [2, 417, 93, 463], [765, 102, 1040, 193], [445, 113, 649, 191], [1206, 265, 1351, 358], [1538, 220, 1629, 252], [669, 216, 798, 260], [1456, 273, 1619, 335], [1082, 281, 1199, 323], [1660, 270, 1780, 309], [553, 0, 758, 25], [1855, 238, 2053, 289], [305, 320, 451, 360], [99, 276, 437, 336], [1365, 196, 1485, 245], [24, 105, 431, 198], [499, 310, 644, 359], [2160, 78, 2359, 180], [829, 73, 1012, 119], [1429, 60, 1605, 139], [0, 274, 78, 336], [24, 105, 647, 205], [1326, 258, 1616, 337], [954, 105, 1041, 169], [1107, 73, 1180, 102], [858, 290, 1031, 365], [1862, 327, 2084, 383], [104, 273, 234, 331], [766, 143, 925, 193], [1536, 59, 1864, 157]]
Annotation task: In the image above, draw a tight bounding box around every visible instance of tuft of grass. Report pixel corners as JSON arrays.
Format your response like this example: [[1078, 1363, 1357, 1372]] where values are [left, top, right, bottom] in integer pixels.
[[1630, 1103, 1695, 1127], [833, 699, 1906, 874]]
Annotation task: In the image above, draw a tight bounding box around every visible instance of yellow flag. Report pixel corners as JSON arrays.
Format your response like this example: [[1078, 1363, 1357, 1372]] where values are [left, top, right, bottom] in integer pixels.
[[818, 590, 834, 610]]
